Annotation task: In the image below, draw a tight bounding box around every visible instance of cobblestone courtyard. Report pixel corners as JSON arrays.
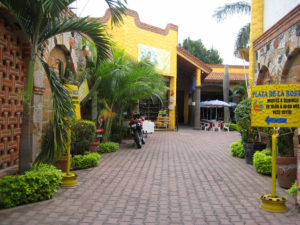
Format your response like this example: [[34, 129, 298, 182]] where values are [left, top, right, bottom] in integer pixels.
[[1, 129, 300, 225]]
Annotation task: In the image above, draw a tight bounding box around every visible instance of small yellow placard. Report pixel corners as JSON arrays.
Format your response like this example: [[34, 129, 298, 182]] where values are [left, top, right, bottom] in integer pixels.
[[64, 84, 81, 120], [251, 84, 300, 127]]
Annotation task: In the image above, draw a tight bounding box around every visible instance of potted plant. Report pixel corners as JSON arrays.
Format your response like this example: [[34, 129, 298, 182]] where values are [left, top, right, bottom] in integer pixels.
[[263, 127, 298, 188], [276, 128, 297, 188], [71, 120, 97, 154], [234, 98, 266, 164]]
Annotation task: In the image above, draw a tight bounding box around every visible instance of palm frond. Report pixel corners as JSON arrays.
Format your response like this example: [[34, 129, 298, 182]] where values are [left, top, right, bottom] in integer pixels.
[[213, 1, 250, 22], [103, 0, 127, 25], [35, 60, 74, 163], [234, 23, 250, 56], [40, 15, 111, 61]]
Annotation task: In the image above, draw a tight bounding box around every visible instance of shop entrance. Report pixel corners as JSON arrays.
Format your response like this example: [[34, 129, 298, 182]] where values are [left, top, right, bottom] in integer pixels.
[[177, 91, 185, 123]]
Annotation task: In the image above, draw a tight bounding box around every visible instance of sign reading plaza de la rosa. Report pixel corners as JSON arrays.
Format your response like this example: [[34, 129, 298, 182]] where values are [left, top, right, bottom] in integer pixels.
[[251, 84, 300, 127]]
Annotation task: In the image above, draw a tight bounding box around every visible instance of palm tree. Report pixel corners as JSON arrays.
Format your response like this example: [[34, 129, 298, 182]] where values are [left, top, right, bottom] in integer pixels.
[[230, 81, 248, 103], [94, 48, 168, 142], [0, 0, 127, 173], [213, 1, 251, 56]]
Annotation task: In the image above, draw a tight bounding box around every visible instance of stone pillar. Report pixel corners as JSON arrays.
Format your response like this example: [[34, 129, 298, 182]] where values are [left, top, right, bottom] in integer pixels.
[[194, 86, 201, 129]]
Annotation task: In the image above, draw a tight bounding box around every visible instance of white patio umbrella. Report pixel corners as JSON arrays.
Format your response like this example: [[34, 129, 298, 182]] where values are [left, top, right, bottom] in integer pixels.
[[200, 100, 231, 120]]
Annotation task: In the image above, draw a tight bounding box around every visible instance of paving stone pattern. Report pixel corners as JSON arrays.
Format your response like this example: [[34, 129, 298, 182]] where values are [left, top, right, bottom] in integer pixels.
[[1, 129, 300, 225]]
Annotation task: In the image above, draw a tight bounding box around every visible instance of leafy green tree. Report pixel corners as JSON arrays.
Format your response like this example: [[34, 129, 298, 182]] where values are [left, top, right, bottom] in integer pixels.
[[180, 37, 223, 64], [230, 81, 248, 102], [94, 48, 168, 142], [0, 0, 127, 173], [213, 1, 251, 56]]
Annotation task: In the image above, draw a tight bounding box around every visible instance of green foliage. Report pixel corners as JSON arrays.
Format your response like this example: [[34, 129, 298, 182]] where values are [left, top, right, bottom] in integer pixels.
[[229, 123, 241, 131], [71, 152, 100, 170], [230, 140, 244, 158], [35, 60, 74, 164], [93, 48, 168, 141], [71, 120, 96, 155], [253, 149, 272, 175], [0, 164, 61, 209], [213, 1, 251, 56], [180, 37, 223, 64], [286, 181, 297, 197], [230, 81, 248, 103], [262, 127, 294, 156], [234, 98, 259, 143], [99, 142, 120, 154]]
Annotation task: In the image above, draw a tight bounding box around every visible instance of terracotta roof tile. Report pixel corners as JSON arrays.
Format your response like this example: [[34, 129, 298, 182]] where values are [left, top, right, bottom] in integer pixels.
[[205, 72, 248, 82]]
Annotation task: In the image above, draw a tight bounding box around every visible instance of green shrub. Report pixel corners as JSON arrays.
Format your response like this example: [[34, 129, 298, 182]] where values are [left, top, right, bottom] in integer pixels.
[[253, 149, 272, 175], [0, 164, 62, 209], [230, 140, 244, 158], [98, 142, 119, 153], [71, 152, 100, 169], [229, 123, 241, 131], [71, 120, 96, 155], [286, 180, 297, 197]]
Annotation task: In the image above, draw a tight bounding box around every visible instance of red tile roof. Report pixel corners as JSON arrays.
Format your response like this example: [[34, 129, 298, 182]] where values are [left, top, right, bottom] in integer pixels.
[[205, 72, 248, 83]]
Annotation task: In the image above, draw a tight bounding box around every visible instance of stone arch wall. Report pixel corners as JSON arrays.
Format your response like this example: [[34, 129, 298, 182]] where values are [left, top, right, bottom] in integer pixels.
[[281, 48, 300, 84], [254, 24, 300, 84], [256, 66, 272, 85], [42, 46, 68, 128]]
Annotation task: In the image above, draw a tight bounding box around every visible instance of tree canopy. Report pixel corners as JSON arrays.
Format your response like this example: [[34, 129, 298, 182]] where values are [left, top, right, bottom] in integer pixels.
[[180, 37, 223, 64]]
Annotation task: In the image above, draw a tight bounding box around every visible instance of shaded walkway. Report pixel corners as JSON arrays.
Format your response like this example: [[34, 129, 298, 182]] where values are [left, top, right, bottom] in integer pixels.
[[1, 130, 300, 225]]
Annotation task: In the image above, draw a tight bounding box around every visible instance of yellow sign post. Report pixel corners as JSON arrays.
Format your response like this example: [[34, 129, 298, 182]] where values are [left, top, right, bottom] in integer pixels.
[[251, 84, 300, 127], [251, 84, 300, 213], [61, 84, 81, 187]]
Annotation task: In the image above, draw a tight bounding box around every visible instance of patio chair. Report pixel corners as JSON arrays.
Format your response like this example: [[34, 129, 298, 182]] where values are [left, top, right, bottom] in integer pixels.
[[201, 122, 210, 131], [223, 123, 230, 132], [212, 121, 221, 132]]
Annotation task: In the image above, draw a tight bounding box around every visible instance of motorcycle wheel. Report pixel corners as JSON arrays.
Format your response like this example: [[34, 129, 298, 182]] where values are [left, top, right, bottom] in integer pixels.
[[134, 131, 142, 149], [141, 131, 146, 144]]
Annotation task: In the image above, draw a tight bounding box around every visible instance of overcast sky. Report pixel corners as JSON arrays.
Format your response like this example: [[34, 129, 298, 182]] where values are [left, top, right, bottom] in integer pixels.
[[72, 0, 251, 65]]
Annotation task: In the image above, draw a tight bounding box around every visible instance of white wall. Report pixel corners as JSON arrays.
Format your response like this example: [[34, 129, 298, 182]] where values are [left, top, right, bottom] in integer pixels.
[[264, 0, 299, 31]]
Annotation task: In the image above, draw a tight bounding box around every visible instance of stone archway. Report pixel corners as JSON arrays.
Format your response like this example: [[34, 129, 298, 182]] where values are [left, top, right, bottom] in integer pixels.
[[281, 48, 300, 84], [256, 66, 273, 85], [42, 46, 68, 128]]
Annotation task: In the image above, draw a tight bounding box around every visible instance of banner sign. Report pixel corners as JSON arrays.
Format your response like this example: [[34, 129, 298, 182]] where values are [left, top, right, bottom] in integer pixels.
[[251, 84, 300, 127], [79, 79, 89, 102], [138, 44, 170, 74], [64, 84, 81, 120]]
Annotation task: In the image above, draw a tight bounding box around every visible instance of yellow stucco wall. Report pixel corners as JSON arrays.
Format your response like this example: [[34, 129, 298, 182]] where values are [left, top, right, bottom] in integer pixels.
[[249, 0, 264, 96], [102, 11, 178, 129], [211, 66, 248, 74]]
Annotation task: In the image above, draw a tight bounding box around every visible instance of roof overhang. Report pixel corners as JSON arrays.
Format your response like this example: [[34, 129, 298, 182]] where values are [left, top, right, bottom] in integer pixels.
[[237, 48, 249, 62], [177, 46, 212, 75]]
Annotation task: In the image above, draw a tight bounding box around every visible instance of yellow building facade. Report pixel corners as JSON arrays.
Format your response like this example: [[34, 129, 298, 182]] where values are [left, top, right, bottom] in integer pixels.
[[99, 9, 178, 129]]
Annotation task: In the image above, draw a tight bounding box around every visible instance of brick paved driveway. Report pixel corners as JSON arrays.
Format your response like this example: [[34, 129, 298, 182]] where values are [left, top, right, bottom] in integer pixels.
[[1, 129, 300, 225]]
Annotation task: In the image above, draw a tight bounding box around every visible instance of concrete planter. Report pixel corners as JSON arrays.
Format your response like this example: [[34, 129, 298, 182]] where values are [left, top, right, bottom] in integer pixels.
[[276, 156, 297, 189], [243, 142, 266, 165]]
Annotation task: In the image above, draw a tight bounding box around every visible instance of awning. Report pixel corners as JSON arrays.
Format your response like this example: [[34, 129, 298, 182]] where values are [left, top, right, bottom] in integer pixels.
[[237, 48, 249, 61]]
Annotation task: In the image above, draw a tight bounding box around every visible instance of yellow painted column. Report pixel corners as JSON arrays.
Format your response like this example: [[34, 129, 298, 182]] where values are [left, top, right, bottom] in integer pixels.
[[249, 0, 264, 96], [169, 77, 176, 129], [196, 68, 201, 87]]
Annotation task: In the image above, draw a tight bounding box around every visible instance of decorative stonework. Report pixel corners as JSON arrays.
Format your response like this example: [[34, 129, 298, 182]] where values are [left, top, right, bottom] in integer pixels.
[[0, 18, 27, 170], [255, 24, 300, 84]]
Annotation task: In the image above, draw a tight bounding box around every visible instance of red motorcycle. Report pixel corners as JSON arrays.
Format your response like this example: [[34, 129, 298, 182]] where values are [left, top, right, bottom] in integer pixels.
[[129, 113, 146, 149]]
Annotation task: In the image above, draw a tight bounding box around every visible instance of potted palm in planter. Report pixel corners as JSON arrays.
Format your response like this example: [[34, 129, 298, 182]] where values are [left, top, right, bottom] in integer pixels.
[[234, 98, 266, 164]]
